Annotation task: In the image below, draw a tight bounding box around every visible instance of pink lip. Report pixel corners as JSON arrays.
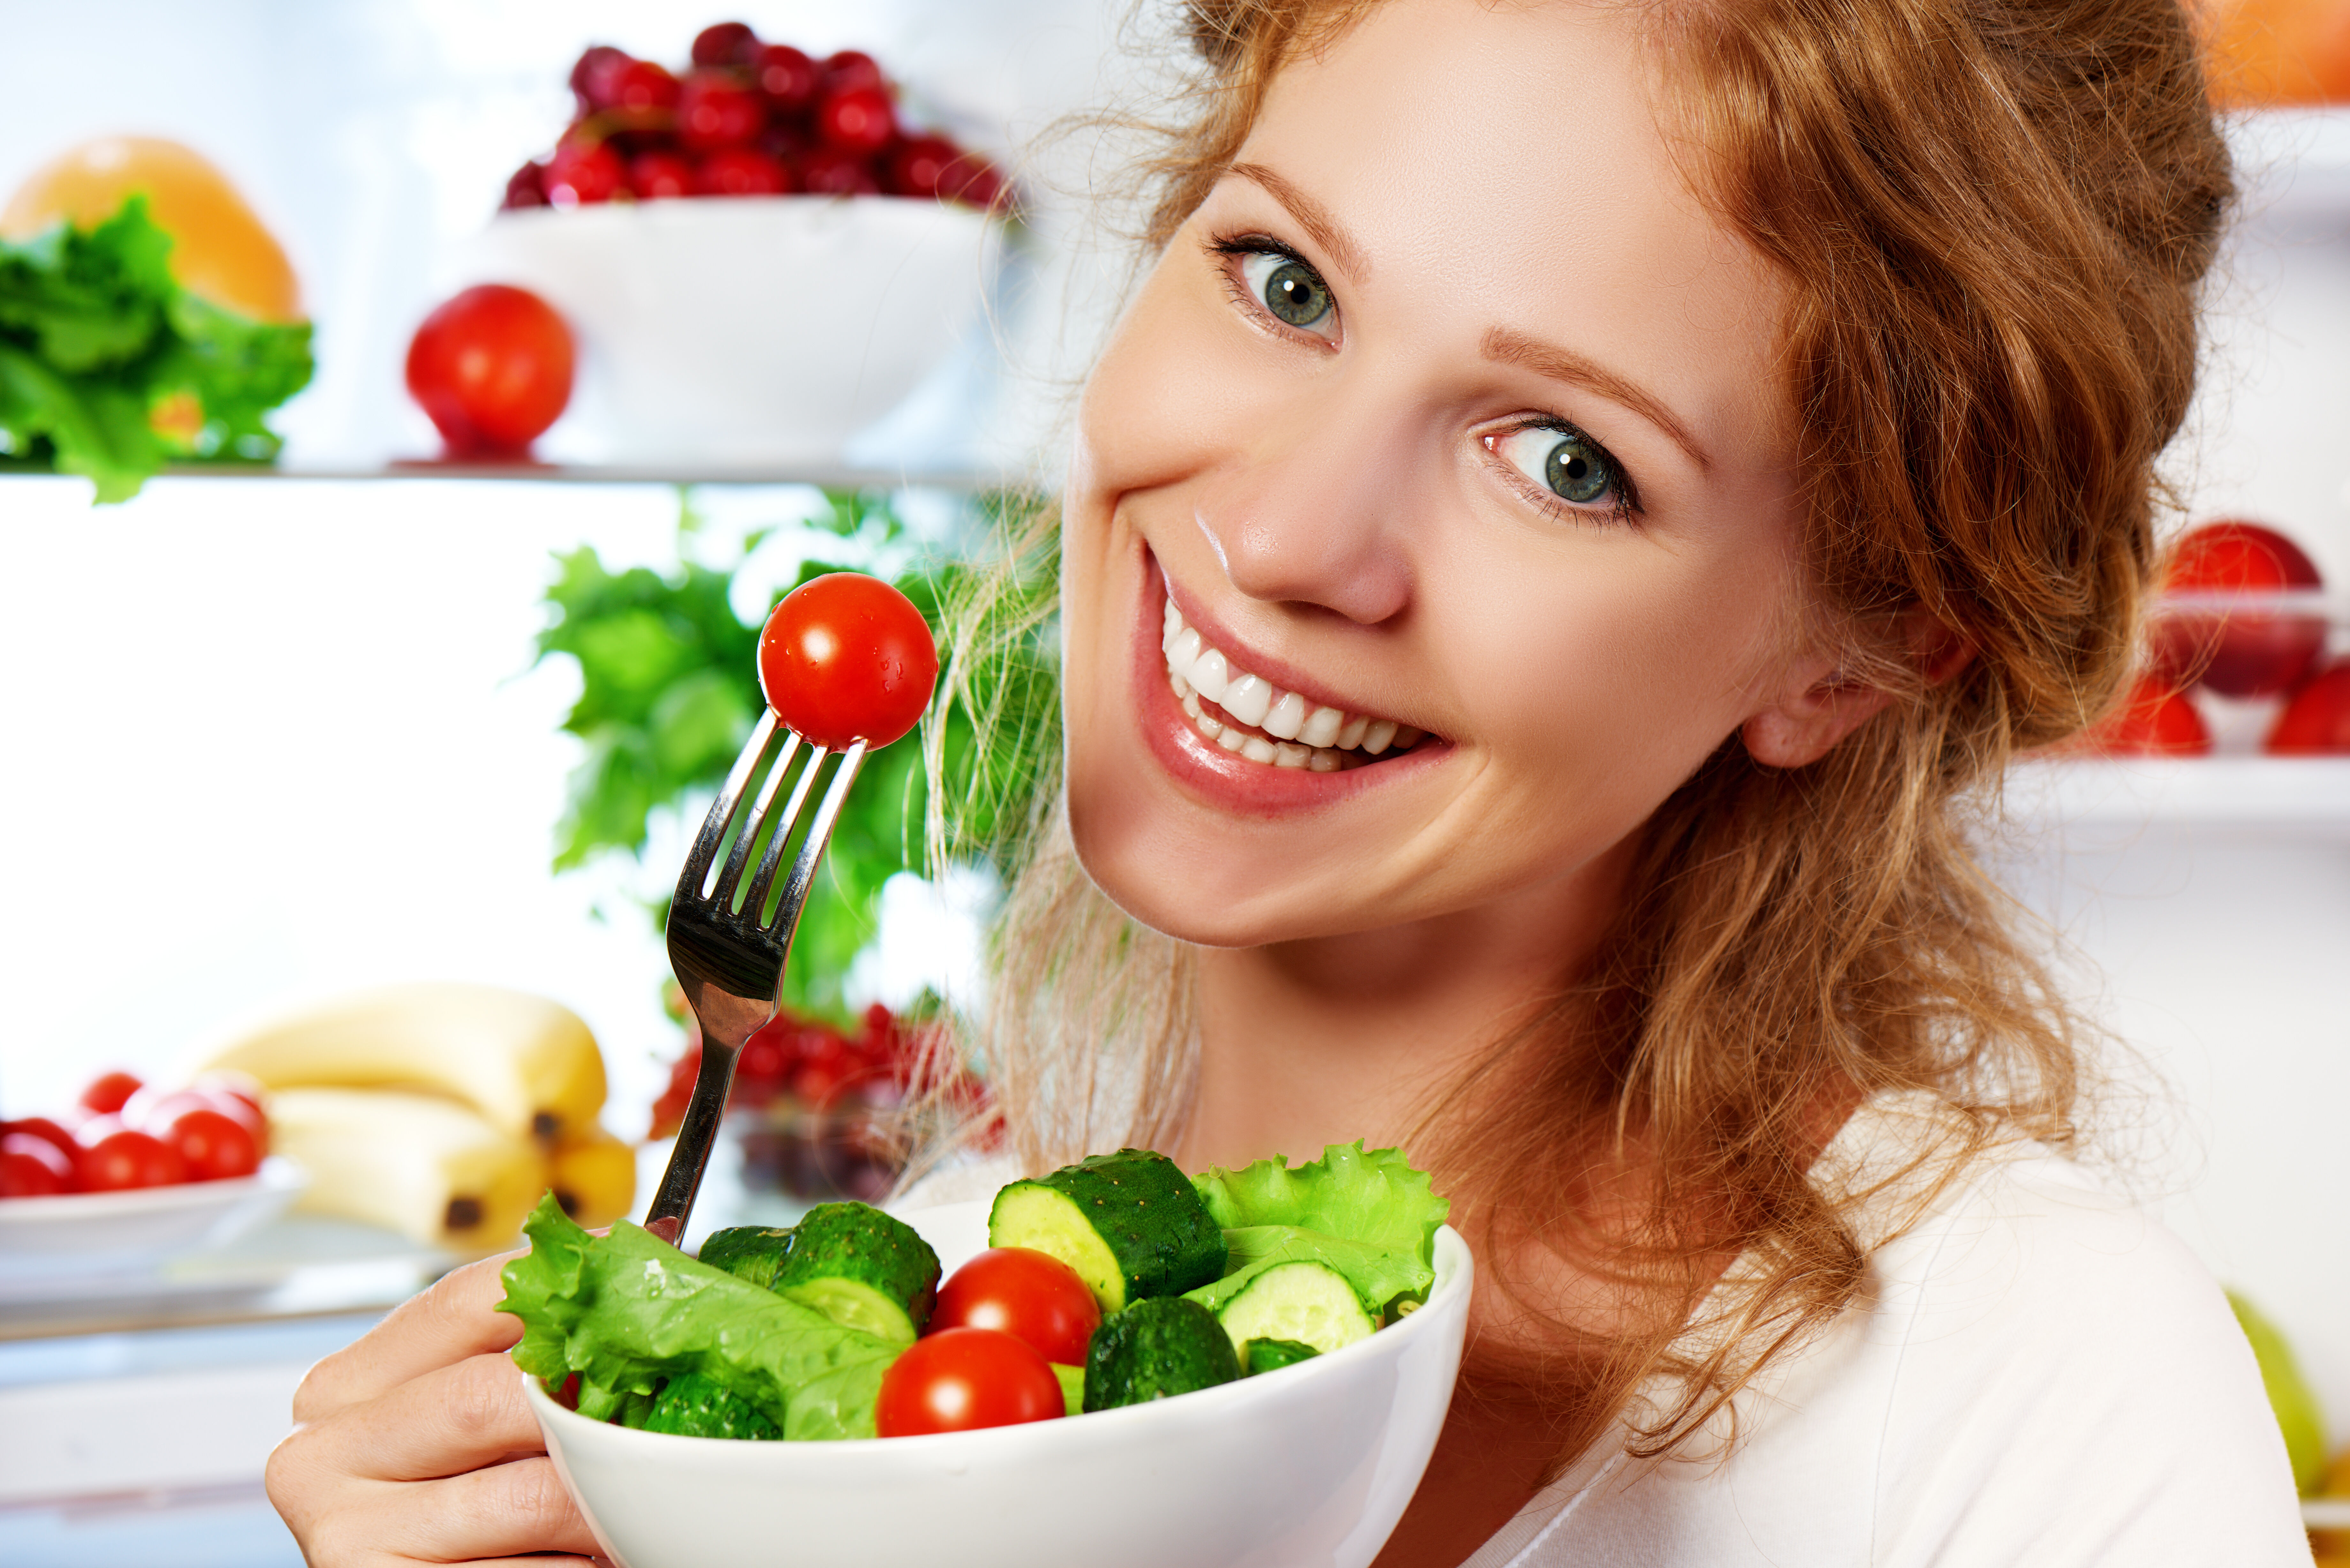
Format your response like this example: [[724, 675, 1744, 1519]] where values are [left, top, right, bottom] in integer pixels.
[[1132, 552, 1449, 817]]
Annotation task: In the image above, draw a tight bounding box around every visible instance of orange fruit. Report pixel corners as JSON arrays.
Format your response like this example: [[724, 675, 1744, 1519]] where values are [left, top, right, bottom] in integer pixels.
[[2197, 0, 2350, 106], [0, 136, 302, 322]]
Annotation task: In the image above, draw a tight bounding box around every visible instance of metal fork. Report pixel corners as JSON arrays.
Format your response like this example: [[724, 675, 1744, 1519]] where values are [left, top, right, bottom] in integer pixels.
[[643, 710, 868, 1244]]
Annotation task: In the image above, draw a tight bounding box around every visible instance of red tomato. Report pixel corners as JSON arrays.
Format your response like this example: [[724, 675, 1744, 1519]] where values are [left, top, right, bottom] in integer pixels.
[[2149, 520, 2326, 697], [931, 1248, 1102, 1365], [2071, 673, 2210, 757], [2267, 661, 2350, 754], [758, 573, 939, 749], [78, 1070, 144, 1115], [875, 1327, 1064, 1436], [166, 1108, 262, 1182], [75, 1128, 187, 1191], [5, 1116, 79, 1165], [406, 284, 575, 457], [1, 1134, 72, 1197], [679, 72, 765, 151], [817, 86, 896, 154]]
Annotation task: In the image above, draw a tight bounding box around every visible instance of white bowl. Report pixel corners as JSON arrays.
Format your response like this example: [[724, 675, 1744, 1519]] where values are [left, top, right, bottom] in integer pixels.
[[461, 197, 1003, 467], [0, 1156, 307, 1265], [525, 1199, 1472, 1568]]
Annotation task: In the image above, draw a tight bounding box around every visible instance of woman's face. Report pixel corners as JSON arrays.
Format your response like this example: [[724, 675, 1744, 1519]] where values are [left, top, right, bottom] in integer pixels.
[[1063, 0, 1810, 947]]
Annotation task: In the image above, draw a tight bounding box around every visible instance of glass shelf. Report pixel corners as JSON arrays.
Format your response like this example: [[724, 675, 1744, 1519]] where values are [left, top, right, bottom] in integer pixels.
[[2008, 756, 2350, 842]]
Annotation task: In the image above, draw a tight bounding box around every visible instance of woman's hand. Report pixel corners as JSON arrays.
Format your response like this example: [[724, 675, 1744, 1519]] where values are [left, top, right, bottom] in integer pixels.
[[266, 1250, 602, 1566]]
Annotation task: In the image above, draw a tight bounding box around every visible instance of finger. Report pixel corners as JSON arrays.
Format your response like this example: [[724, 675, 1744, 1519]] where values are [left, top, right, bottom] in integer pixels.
[[299, 1351, 553, 1484], [295, 1251, 526, 1421], [277, 1454, 601, 1567]]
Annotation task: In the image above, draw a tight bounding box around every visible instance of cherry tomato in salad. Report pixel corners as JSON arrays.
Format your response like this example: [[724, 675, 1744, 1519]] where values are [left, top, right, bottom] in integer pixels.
[[78, 1070, 144, 1115], [165, 1108, 262, 1182], [931, 1247, 1102, 1365], [757, 573, 939, 750], [75, 1127, 186, 1191], [406, 284, 575, 457], [1, 1134, 72, 1198], [875, 1327, 1064, 1436]]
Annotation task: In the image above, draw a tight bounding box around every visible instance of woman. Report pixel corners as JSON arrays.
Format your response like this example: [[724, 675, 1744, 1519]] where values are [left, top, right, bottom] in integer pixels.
[[266, 0, 2312, 1562]]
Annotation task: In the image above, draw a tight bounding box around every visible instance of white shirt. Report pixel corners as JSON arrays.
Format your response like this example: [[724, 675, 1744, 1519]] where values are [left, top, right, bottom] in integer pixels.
[[901, 1097, 2310, 1566]]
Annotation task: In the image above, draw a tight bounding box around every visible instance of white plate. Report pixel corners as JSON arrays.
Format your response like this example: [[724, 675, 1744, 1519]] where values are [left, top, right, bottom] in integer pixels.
[[0, 1157, 307, 1266], [527, 1199, 1472, 1568]]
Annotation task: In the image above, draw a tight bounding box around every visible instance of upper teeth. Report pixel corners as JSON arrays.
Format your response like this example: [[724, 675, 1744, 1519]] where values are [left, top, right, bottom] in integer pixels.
[[1161, 594, 1422, 768]]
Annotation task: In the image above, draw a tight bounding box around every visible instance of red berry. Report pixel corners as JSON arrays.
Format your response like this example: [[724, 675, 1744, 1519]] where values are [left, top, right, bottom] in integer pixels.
[[1, 1135, 72, 1197], [79, 1071, 144, 1116], [629, 149, 695, 200], [753, 44, 821, 110], [569, 45, 633, 113], [165, 1108, 262, 1183], [823, 50, 887, 95], [802, 147, 881, 197], [693, 148, 793, 197], [547, 135, 625, 206], [76, 1128, 187, 1191], [692, 22, 761, 67], [611, 59, 681, 112], [943, 155, 1008, 214], [679, 72, 766, 151], [885, 136, 961, 199], [817, 86, 896, 154], [502, 161, 549, 211]]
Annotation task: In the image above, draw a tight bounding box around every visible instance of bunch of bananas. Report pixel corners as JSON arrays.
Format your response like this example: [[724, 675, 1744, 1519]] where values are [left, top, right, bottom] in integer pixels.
[[200, 983, 634, 1254]]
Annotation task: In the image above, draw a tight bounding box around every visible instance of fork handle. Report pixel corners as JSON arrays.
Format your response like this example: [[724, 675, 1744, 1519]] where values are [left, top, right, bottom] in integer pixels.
[[643, 1039, 743, 1245]]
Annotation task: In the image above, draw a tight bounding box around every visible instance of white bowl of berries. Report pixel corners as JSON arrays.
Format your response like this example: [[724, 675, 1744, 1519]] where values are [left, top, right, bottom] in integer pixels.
[[464, 26, 1009, 469]]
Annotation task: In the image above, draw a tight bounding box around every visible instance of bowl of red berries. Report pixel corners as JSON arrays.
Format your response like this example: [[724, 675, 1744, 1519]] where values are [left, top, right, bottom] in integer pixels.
[[463, 22, 1012, 468], [0, 1068, 305, 1264]]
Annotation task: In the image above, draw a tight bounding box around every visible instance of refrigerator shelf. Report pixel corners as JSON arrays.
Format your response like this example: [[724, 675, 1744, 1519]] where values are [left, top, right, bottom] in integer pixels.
[[2008, 756, 2350, 842]]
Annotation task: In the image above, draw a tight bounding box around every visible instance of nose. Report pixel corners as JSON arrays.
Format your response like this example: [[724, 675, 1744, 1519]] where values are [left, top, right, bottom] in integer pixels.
[[1189, 380, 1417, 626]]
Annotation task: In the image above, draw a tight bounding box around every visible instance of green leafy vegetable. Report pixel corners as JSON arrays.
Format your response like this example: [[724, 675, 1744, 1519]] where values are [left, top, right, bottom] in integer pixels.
[[1191, 1142, 1450, 1275], [0, 196, 312, 502], [499, 1195, 902, 1441]]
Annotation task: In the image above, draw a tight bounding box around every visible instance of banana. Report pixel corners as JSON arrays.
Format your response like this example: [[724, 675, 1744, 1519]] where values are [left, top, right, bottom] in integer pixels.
[[199, 982, 606, 1145], [545, 1126, 637, 1230], [268, 1086, 545, 1254]]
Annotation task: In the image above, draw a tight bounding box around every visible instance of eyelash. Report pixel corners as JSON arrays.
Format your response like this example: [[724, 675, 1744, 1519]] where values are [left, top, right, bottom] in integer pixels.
[[1203, 229, 1644, 528]]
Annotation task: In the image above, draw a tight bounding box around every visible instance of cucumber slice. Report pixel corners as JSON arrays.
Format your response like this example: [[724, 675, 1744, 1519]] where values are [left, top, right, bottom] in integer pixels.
[[1214, 1260, 1375, 1359], [1083, 1296, 1242, 1412], [640, 1372, 783, 1440], [1245, 1337, 1320, 1376], [698, 1202, 939, 1343], [989, 1149, 1227, 1313], [1051, 1361, 1086, 1413]]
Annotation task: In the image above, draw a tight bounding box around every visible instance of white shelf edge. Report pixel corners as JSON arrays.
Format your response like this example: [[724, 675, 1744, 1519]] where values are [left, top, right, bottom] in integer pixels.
[[2006, 756, 2350, 841]]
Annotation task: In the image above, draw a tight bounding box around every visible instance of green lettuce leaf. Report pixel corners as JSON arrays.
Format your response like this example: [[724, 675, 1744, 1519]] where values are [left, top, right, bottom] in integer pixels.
[[1191, 1142, 1449, 1264], [498, 1196, 902, 1441], [1187, 1224, 1434, 1315]]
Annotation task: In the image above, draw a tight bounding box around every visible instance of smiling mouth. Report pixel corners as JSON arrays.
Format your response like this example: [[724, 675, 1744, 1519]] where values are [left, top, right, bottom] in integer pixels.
[[1159, 593, 1427, 771]]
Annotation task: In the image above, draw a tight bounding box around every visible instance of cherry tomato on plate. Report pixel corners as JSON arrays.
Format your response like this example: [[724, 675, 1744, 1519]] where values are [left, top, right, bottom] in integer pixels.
[[78, 1070, 144, 1115], [931, 1247, 1102, 1366], [165, 1108, 262, 1182], [405, 284, 575, 458], [758, 573, 939, 750], [75, 1127, 187, 1192], [875, 1327, 1064, 1437], [5, 1116, 80, 1165], [1, 1134, 72, 1198]]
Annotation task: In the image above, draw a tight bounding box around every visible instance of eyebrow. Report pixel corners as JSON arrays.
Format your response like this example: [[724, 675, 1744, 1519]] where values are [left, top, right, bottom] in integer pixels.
[[1481, 326, 1711, 472], [1225, 162, 1371, 282]]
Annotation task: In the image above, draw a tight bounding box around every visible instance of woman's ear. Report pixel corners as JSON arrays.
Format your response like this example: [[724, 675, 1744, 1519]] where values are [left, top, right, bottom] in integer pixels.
[[1740, 613, 1974, 769]]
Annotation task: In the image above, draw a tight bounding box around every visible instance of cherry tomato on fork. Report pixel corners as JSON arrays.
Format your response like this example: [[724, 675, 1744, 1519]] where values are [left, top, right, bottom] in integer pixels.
[[930, 1248, 1102, 1366], [875, 1327, 1064, 1436], [757, 574, 939, 750]]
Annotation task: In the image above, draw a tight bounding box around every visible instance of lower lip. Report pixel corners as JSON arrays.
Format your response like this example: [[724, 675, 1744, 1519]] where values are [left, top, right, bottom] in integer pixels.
[[1130, 556, 1447, 816]]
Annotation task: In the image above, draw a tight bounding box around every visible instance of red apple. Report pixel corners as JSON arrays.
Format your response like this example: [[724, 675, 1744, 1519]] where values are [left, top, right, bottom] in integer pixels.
[[2265, 660, 2350, 754], [2149, 520, 2326, 698], [2073, 673, 2212, 757]]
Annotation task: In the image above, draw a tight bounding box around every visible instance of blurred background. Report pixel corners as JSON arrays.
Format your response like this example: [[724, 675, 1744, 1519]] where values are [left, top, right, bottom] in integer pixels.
[[0, 1, 2346, 1562]]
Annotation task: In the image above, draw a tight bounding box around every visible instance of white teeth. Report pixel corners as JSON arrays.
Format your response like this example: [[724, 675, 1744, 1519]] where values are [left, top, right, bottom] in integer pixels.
[[1299, 705, 1342, 748], [1361, 719, 1398, 756], [1169, 626, 1202, 670], [1263, 691, 1307, 741], [1170, 668, 1194, 700], [1223, 673, 1273, 728], [1335, 713, 1369, 750], [1191, 646, 1230, 705], [1217, 726, 1247, 752], [1241, 735, 1277, 764], [1273, 742, 1310, 769]]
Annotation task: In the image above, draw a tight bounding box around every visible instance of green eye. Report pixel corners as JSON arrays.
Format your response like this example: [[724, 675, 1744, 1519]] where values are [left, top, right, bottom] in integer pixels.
[[1237, 251, 1335, 333], [1543, 432, 1611, 503]]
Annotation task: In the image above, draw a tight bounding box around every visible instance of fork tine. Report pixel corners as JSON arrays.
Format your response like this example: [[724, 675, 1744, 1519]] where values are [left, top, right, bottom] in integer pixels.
[[756, 740, 868, 934], [678, 710, 780, 901], [738, 742, 831, 918], [706, 728, 803, 906]]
